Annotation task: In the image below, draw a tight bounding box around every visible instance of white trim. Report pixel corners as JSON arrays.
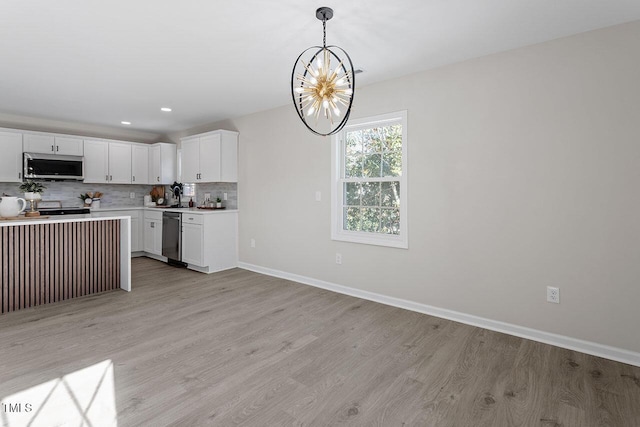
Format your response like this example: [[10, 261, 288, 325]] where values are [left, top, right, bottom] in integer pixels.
[[331, 110, 408, 249], [237, 262, 640, 367]]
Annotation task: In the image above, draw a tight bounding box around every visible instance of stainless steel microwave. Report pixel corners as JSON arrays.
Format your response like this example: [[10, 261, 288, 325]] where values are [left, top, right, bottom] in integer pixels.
[[23, 152, 84, 181]]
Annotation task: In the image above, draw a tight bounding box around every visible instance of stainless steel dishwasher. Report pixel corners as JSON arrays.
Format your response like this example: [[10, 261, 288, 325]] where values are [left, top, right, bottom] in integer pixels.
[[162, 211, 186, 266]]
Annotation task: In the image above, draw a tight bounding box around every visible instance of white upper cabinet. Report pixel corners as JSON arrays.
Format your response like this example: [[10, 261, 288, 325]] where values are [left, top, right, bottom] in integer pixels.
[[0, 131, 23, 182], [180, 130, 238, 183], [220, 136, 238, 182], [108, 142, 132, 184], [23, 133, 83, 156], [180, 137, 200, 183], [199, 134, 221, 182], [131, 144, 149, 185], [83, 140, 109, 183], [54, 136, 84, 155], [148, 143, 176, 185], [83, 139, 132, 184]]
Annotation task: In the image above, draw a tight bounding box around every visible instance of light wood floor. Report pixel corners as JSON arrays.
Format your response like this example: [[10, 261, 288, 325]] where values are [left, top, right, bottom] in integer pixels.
[[1, 257, 640, 426]]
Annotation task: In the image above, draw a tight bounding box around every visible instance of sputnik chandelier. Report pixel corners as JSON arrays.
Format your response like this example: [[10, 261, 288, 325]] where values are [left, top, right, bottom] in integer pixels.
[[291, 7, 355, 136]]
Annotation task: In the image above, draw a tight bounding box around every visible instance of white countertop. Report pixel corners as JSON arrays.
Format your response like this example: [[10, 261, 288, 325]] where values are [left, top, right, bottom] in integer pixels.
[[91, 206, 238, 215], [0, 215, 131, 227]]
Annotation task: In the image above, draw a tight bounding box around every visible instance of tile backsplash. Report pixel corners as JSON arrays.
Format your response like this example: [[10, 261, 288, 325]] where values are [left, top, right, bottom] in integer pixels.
[[0, 181, 238, 209]]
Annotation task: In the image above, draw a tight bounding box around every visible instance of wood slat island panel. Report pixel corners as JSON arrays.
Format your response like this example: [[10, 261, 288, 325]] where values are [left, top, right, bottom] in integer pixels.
[[1, 219, 123, 314]]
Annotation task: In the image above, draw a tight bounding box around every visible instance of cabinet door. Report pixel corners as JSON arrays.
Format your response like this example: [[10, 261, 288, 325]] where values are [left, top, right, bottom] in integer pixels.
[[199, 133, 221, 182], [132, 145, 149, 184], [108, 142, 132, 184], [23, 134, 55, 154], [153, 218, 163, 254], [149, 145, 161, 184], [181, 138, 200, 182], [0, 131, 23, 182], [54, 136, 84, 155], [130, 214, 141, 252], [182, 223, 204, 266], [159, 143, 176, 184], [220, 137, 238, 182], [83, 140, 109, 183], [144, 218, 159, 255]]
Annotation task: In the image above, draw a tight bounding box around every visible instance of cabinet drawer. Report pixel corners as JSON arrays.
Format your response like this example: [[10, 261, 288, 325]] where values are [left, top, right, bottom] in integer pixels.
[[182, 213, 203, 225], [144, 210, 163, 221]]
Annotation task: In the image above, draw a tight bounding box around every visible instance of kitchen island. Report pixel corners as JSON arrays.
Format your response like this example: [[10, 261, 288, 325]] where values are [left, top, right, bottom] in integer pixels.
[[0, 216, 131, 315]]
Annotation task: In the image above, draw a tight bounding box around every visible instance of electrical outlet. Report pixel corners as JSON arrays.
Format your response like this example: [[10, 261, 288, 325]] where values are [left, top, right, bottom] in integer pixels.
[[547, 286, 560, 304], [315, 191, 321, 201], [335, 253, 342, 264], [223, 193, 228, 201], [129, 192, 135, 199], [204, 193, 211, 201], [250, 238, 256, 248]]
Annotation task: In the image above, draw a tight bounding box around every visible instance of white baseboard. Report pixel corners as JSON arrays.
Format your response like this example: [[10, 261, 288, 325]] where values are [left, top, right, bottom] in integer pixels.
[[238, 262, 640, 367]]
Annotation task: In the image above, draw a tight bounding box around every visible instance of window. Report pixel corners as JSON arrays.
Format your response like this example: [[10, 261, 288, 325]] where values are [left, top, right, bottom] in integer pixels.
[[332, 111, 408, 248]]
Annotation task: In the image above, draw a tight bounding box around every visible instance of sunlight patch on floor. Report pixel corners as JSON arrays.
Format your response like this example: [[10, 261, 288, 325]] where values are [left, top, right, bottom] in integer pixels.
[[1, 360, 117, 427]]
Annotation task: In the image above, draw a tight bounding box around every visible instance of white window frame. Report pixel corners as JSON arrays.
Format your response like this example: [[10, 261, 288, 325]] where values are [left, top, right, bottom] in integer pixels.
[[331, 110, 408, 249]]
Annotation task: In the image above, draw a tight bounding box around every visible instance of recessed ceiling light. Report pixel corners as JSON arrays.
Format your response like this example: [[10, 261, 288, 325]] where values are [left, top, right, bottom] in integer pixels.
[[121, 121, 131, 125], [161, 107, 172, 112]]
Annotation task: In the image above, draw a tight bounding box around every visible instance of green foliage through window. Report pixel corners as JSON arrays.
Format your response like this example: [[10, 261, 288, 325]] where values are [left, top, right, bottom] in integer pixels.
[[341, 123, 402, 235]]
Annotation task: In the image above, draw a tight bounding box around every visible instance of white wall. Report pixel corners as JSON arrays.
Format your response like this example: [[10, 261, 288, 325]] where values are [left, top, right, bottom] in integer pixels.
[[210, 21, 640, 355]]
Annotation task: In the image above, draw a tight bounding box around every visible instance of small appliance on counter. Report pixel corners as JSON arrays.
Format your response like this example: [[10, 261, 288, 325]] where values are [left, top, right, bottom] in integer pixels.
[[169, 182, 183, 208]]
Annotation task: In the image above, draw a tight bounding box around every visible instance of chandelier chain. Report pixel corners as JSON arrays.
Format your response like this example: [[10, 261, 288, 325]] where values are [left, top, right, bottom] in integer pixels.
[[323, 17, 327, 48]]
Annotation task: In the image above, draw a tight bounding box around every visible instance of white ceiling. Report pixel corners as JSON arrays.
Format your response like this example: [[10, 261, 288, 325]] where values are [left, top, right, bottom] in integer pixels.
[[1, 0, 640, 136]]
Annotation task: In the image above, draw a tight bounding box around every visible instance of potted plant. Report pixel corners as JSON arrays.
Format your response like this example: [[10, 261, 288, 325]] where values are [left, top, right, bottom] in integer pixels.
[[19, 180, 46, 200], [216, 197, 222, 208]]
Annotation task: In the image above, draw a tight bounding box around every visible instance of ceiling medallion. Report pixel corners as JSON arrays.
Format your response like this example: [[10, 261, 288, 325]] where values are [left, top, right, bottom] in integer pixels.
[[291, 7, 355, 136]]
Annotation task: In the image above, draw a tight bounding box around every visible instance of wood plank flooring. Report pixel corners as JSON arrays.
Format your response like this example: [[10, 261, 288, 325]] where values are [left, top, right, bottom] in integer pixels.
[[1, 257, 639, 426]]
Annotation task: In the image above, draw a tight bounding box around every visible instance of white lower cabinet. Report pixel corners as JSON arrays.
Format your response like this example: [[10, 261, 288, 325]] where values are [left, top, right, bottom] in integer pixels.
[[143, 210, 163, 256], [91, 209, 143, 253], [95, 208, 237, 272], [181, 211, 237, 273], [182, 214, 204, 266]]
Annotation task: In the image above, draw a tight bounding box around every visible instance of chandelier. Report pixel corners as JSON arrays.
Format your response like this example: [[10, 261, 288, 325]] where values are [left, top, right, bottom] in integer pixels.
[[291, 7, 355, 136]]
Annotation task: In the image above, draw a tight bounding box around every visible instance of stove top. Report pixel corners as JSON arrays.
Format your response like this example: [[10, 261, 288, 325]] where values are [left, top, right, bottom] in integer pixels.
[[38, 207, 91, 216]]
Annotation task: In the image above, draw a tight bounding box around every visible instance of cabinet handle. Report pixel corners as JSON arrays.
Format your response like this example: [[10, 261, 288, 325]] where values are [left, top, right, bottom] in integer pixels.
[[132, 176, 135, 182], [157, 177, 160, 182], [106, 175, 109, 181], [51, 145, 54, 152], [110, 175, 112, 181], [151, 222, 154, 228], [18, 172, 21, 179], [56, 145, 59, 152]]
